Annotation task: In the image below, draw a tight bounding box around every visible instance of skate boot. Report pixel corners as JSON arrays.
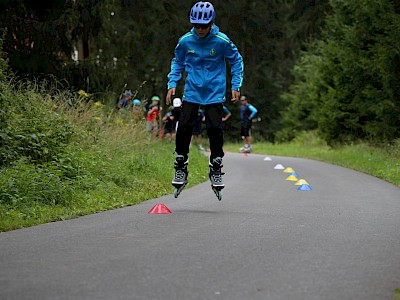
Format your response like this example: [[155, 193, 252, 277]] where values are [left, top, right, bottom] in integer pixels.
[[244, 145, 252, 153], [172, 155, 188, 198], [240, 144, 249, 153], [209, 157, 225, 201]]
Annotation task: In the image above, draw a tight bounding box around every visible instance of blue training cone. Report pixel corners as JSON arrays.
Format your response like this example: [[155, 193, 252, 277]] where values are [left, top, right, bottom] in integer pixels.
[[297, 184, 312, 191]]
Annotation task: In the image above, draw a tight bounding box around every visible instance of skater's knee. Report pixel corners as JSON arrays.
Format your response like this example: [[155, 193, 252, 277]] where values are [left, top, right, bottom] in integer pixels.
[[207, 126, 223, 137], [178, 123, 194, 135]]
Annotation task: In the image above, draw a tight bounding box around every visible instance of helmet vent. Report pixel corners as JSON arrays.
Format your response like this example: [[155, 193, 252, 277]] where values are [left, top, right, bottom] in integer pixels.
[[190, 1, 215, 24]]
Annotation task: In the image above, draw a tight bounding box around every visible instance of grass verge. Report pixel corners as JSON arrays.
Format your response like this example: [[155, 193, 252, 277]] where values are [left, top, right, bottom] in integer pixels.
[[394, 288, 400, 300], [0, 130, 208, 232]]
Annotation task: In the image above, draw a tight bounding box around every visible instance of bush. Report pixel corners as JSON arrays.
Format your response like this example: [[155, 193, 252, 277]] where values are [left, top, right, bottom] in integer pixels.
[[0, 81, 76, 167], [0, 160, 76, 207]]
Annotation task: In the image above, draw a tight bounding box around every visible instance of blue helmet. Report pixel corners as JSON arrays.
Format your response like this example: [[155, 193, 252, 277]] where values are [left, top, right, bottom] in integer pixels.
[[133, 99, 141, 106], [190, 2, 215, 24], [124, 90, 133, 97]]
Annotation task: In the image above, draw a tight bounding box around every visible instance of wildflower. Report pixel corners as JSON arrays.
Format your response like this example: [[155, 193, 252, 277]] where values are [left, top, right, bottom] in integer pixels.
[[78, 90, 90, 97]]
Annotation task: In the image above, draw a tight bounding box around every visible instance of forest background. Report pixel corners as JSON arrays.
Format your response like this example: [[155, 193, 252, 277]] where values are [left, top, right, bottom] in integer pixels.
[[3, 0, 398, 144]]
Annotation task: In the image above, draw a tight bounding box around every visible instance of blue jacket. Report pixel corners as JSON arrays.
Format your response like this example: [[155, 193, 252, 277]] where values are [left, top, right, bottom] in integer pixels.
[[167, 25, 244, 105], [240, 104, 258, 125]]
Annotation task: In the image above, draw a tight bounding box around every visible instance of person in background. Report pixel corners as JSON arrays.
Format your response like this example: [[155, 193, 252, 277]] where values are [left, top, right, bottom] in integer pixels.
[[162, 107, 176, 142], [163, 97, 182, 142], [146, 95, 160, 137], [222, 104, 232, 130], [171, 97, 182, 133], [117, 90, 133, 110], [239, 95, 258, 153], [131, 98, 142, 121], [190, 107, 205, 151]]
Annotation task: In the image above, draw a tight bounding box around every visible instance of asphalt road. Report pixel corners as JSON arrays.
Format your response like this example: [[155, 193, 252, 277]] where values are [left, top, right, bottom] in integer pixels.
[[1, 152, 399, 300]]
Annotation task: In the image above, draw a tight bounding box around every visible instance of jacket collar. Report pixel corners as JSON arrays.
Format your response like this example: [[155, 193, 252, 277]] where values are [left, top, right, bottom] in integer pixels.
[[191, 24, 219, 40]]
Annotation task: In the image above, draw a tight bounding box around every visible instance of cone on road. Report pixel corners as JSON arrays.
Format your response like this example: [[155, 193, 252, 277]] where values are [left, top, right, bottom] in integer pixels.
[[297, 184, 312, 191], [148, 204, 172, 214], [286, 175, 298, 181], [274, 164, 285, 170], [264, 157, 272, 161], [284, 167, 295, 173], [288, 172, 299, 177], [241, 153, 248, 157], [295, 179, 309, 186]]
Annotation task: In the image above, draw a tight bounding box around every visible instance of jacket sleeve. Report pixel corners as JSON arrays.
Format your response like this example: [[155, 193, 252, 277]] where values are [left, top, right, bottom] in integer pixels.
[[167, 42, 186, 89], [224, 40, 244, 91], [248, 105, 258, 119]]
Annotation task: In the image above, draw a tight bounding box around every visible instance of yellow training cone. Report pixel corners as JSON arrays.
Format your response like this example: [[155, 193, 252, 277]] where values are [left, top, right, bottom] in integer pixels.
[[295, 179, 309, 186], [286, 175, 298, 181], [284, 167, 295, 173]]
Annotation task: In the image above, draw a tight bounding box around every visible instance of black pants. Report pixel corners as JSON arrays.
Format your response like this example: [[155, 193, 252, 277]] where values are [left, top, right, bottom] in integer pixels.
[[175, 102, 224, 160]]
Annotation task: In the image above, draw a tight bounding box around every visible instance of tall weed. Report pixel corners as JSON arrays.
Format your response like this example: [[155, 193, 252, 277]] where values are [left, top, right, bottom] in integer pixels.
[[0, 160, 76, 207], [0, 80, 75, 166]]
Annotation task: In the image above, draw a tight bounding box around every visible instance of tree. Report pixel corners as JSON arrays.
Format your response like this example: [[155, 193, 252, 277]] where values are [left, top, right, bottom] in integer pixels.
[[279, 0, 400, 143], [0, 0, 75, 76], [0, 0, 102, 89]]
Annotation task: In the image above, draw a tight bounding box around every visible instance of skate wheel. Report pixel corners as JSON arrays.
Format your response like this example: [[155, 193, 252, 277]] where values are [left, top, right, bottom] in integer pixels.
[[174, 189, 179, 198], [212, 187, 222, 201]]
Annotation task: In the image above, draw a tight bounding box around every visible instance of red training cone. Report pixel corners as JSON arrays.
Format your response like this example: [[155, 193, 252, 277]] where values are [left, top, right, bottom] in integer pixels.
[[148, 204, 172, 214]]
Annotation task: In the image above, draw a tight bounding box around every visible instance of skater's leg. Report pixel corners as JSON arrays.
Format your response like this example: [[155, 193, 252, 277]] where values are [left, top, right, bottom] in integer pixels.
[[172, 101, 199, 190], [203, 103, 224, 160], [175, 101, 200, 159], [204, 104, 225, 190], [240, 125, 252, 152], [248, 134, 253, 152]]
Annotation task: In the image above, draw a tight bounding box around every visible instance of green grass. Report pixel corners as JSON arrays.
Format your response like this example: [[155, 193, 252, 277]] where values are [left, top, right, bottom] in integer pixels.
[[394, 288, 400, 300], [0, 132, 209, 232]]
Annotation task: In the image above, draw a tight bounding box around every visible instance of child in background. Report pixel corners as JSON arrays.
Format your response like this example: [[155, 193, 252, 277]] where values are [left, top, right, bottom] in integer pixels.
[[146, 96, 160, 137], [162, 107, 176, 142]]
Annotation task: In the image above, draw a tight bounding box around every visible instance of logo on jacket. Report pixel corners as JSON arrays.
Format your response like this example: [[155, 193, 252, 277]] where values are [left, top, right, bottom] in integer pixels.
[[187, 49, 195, 54], [210, 48, 216, 56]]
